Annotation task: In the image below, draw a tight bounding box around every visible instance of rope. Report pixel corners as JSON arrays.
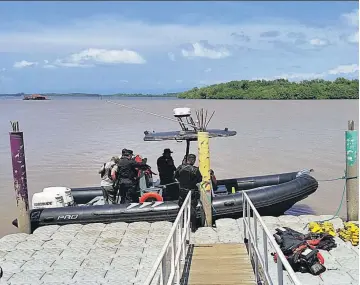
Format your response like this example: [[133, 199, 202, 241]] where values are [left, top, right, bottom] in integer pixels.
[[303, 171, 358, 229], [105, 100, 198, 129], [317, 175, 358, 182]]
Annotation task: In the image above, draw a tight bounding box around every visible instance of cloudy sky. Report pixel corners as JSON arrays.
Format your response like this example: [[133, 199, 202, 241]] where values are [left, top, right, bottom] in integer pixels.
[[0, 1, 358, 94]]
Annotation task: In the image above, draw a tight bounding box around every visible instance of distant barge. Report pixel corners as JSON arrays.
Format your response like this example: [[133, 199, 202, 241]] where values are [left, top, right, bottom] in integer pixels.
[[23, 94, 49, 100]]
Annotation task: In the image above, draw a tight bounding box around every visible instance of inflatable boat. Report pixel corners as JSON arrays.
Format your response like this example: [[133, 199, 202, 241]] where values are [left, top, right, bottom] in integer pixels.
[[13, 107, 318, 232], [20, 169, 317, 232]]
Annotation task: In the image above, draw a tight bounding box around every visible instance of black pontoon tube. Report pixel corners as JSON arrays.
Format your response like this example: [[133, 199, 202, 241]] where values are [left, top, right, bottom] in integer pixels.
[[71, 171, 303, 204], [23, 172, 318, 232]]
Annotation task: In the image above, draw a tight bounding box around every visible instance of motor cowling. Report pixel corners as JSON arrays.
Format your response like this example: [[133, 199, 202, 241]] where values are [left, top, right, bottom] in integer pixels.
[[32, 192, 65, 209], [42, 187, 74, 206]]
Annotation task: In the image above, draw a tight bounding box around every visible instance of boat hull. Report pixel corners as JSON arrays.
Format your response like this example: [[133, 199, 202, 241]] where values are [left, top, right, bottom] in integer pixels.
[[26, 171, 318, 232]]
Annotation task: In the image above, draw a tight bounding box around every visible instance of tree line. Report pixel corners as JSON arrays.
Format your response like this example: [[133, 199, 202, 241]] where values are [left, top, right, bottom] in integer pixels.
[[3, 77, 358, 100], [176, 78, 359, 100]]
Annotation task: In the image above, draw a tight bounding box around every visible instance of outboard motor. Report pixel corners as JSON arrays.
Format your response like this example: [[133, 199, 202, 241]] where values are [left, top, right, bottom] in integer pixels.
[[42, 187, 74, 206], [31, 192, 65, 209]]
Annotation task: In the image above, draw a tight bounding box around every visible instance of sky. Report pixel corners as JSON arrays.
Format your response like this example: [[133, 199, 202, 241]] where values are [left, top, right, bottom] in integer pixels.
[[0, 1, 359, 94]]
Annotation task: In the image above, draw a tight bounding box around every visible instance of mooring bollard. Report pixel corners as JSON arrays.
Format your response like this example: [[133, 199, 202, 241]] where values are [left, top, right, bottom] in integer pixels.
[[345, 120, 359, 222], [9, 121, 31, 234], [198, 131, 212, 227]]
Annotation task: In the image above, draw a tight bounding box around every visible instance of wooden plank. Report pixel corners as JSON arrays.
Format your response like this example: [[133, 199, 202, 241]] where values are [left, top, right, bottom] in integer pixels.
[[188, 243, 255, 285]]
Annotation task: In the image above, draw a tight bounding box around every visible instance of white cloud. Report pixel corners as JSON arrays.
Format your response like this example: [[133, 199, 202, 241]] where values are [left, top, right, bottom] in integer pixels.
[[182, 42, 230, 59], [309, 38, 328, 46], [254, 63, 359, 81], [340, 9, 359, 44], [347, 31, 359, 43], [13, 60, 38, 69], [204, 68, 212, 73], [0, 14, 352, 54], [175, 79, 183, 83], [1, 68, 5, 72], [54, 59, 92, 68], [42, 60, 57, 69], [342, 9, 359, 26], [52, 48, 145, 68], [168, 52, 176, 61], [119, 80, 128, 83], [328, 64, 359, 75]]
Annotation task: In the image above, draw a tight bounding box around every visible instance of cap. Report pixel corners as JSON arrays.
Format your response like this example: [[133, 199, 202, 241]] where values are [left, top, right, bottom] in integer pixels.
[[121, 148, 128, 155], [163, 148, 173, 153], [188, 154, 196, 159]]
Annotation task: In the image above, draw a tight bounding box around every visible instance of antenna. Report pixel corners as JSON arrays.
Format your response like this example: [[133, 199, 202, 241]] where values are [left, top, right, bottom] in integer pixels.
[[173, 107, 197, 132], [173, 107, 215, 132], [195, 108, 215, 131]]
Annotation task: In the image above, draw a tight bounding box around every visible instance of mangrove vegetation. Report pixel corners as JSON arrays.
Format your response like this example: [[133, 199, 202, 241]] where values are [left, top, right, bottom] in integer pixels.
[[177, 78, 359, 100]]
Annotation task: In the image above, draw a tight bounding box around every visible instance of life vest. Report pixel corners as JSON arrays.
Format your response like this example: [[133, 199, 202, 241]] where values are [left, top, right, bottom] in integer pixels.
[[101, 161, 116, 181], [134, 155, 143, 163], [272, 227, 328, 275], [133, 155, 143, 178]]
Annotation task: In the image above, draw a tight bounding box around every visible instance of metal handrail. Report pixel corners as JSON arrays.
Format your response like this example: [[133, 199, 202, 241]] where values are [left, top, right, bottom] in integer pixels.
[[242, 191, 302, 285], [143, 191, 191, 285]]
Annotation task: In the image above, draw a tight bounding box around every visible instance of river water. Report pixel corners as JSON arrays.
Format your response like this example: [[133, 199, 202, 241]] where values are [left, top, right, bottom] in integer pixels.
[[0, 98, 358, 236]]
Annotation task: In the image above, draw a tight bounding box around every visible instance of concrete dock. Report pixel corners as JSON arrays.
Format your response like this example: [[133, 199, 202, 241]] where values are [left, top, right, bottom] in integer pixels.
[[0, 221, 172, 285], [0, 215, 358, 285], [191, 215, 359, 285]]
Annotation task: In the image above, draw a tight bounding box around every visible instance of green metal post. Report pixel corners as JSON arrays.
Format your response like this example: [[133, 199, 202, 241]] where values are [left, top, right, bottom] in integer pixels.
[[345, 120, 358, 222]]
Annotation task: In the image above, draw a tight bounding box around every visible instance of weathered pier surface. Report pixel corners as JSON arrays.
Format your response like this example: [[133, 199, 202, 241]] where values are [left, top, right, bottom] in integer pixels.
[[0, 216, 358, 285], [187, 243, 255, 285], [191, 216, 359, 285], [0, 221, 171, 285]]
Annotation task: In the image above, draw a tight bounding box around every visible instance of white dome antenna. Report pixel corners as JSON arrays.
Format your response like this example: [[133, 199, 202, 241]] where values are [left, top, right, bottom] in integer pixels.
[[173, 107, 191, 117]]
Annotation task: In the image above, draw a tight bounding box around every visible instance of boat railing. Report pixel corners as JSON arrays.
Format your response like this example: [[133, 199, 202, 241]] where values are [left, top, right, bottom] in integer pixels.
[[242, 191, 302, 285], [143, 191, 192, 285]]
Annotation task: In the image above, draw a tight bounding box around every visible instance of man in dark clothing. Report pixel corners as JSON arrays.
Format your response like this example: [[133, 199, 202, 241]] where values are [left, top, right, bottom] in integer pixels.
[[174, 153, 202, 232], [117, 148, 150, 203], [157, 148, 178, 200]]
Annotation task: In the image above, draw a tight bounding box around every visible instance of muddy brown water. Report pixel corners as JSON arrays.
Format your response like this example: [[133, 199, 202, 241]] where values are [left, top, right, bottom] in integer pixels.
[[0, 98, 358, 236]]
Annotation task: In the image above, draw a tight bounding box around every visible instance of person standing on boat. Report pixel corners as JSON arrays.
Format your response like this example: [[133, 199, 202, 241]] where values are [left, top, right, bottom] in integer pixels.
[[98, 156, 120, 204], [117, 148, 150, 203], [157, 148, 178, 200], [174, 154, 202, 232], [140, 157, 157, 187]]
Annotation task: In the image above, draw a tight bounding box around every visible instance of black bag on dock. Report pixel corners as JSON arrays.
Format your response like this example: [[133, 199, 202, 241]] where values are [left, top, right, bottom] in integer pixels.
[[272, 227, 327, 275]]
